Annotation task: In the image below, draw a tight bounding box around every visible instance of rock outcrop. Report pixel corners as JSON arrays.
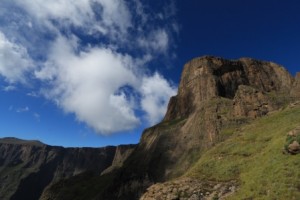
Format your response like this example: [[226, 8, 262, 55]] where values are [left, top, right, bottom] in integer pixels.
[[233, 85, 273, 118], [0, 137, 135, 200], [285, 126, 300, 154], [140, 178, 237, 200], [164, 57, 293, 121], [40, 56, 300, 200], [291, 72, 300, 98], [101, 144, 136, 174]]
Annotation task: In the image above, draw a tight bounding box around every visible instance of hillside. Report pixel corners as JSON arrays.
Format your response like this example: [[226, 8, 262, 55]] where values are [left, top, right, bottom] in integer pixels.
[[141, 102, 300, 199], [0, 138, 135, 200], [40, 56, 300, 200]]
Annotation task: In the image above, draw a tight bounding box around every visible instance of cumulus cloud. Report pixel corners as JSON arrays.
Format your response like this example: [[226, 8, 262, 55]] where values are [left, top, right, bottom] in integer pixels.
[[0, 32, 33, 84], [36, 36, 140, 133], [0, 0, 179, 135], [35, 36, 176, 133], [13, 0, 132, 38], [140, 73, 176, 124]]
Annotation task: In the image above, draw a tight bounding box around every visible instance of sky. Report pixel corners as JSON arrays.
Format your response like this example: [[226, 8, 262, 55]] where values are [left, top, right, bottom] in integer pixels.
[[0, 0, 299, 147]]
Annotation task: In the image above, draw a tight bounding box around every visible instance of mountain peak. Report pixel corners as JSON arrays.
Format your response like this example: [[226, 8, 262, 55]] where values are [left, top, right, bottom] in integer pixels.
[[164, 56, 295, 121]]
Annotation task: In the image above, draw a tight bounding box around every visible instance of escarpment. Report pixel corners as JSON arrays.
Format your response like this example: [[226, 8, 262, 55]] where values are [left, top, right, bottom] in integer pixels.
[[164, 56, 293, 121], [0, 138, 135, 200], [40, 56, 299, 200]]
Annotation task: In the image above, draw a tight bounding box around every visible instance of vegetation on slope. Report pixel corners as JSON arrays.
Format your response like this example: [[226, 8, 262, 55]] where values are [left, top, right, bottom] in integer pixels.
[[40, 171, 115, 200], [186, 105, 300, 199]]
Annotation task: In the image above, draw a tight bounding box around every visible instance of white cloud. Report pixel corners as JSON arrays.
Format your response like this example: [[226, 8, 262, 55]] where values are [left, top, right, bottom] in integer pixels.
[[140, 73, 176, 124], [0, 32, 33, 83], [37, 36, 140, 134], [34, 36, 176, 133], [2, 85, 17, 92], [27, 91, 39, 98], [138, 29, 169, 54], [97, 0, 132, 35], [13, 0, 132, 38], [0, 0, 179, 135], [16, 106, 30, 113]]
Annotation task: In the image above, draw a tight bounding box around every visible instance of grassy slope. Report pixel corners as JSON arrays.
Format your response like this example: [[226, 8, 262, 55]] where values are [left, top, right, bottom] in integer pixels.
[[186, 105, 300, 200], [40, 171, 115, 200]]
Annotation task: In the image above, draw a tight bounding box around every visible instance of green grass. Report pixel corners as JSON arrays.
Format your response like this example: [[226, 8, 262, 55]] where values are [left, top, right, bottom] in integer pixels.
[[185, 105, 300, 200], [157, 117, 187, 128], [46, 171, 116, 200], [285, 133, 300, 151], [0, 163, 38, 199]]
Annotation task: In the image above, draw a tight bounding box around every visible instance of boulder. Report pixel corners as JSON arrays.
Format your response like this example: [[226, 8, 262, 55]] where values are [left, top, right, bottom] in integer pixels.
[[288, 141, 300, 154]]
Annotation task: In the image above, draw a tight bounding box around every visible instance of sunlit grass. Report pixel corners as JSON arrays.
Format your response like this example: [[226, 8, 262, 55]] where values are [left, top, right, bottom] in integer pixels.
[[186, 106, 300, 199]]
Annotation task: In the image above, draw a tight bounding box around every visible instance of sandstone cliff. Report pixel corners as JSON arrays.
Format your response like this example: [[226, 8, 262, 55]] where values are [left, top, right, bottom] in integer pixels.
[[40, 56, 299, 200], [0, 137, 135, 200]]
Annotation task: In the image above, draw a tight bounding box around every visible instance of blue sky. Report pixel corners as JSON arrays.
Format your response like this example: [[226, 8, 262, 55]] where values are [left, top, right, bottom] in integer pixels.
[[0, 0, 299, 147]]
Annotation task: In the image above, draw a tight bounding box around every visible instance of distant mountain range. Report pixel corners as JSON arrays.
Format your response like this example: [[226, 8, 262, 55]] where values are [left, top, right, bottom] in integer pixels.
[[0, 137, 135, 200], [1, 56, 300, 200]]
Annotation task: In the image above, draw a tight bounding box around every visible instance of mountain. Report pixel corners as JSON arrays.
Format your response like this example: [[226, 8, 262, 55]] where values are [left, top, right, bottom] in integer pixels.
[[141, 103, 300, 199], [41, 56, 300, 200], [38, 56, 300, 200], [0, 137, 135, 200]]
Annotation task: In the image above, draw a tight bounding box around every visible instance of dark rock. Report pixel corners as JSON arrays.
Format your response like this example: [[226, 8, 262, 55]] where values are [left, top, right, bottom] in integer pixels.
[[0, 138, 135, 200]]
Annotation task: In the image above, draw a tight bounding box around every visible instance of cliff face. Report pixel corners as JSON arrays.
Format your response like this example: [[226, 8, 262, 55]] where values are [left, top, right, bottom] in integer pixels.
[[0, 137, 135, 200], [137, 56, 295, 179], [291, 72, 300, 97], [106, 56, 297, 199], [40, 56, 299, 200], [101, 144, 136, 174], [164, 56, 293, 121]]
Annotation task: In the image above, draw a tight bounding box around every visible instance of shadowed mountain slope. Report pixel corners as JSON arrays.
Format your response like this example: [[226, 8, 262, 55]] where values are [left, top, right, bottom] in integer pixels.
[[0, 138, 135, 200]]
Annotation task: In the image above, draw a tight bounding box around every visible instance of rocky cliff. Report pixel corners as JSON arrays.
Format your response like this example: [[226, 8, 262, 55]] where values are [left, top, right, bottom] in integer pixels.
[[164, 56, 293, 121], [291, 72, 300, 98], [40, 56, 300, 200], [0, 137, 135, 200]]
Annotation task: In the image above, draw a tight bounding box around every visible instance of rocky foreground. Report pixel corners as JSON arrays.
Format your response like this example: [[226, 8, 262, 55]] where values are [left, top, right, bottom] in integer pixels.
[[140, 178, 238, 200]]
